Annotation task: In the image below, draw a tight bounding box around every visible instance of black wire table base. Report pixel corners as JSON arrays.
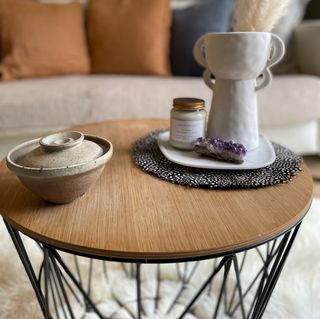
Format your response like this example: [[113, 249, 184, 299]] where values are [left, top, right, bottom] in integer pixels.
[[3, 219, 301, 319]]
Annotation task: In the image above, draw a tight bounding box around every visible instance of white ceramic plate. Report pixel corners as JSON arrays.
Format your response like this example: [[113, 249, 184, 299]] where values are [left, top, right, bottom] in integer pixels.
[[157, 131, 276, 170]]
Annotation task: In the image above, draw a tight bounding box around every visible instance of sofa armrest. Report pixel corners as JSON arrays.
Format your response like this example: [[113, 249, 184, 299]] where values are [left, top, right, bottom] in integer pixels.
[[294, 20, 320, 75]]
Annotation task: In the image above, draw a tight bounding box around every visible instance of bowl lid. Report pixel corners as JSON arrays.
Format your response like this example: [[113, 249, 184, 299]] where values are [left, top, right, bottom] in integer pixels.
[[18, 131, 104, 169]]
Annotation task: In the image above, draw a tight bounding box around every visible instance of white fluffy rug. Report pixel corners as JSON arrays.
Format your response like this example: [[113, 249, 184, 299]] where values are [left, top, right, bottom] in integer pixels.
[[0, 199, 319, 319]]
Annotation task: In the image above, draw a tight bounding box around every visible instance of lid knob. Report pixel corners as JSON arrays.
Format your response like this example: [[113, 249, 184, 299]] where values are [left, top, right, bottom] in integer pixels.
[[40, 131, 84, 152]]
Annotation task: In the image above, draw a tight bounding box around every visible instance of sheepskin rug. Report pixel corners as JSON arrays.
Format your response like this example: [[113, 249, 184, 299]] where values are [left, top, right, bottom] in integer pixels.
[[0, 199, 319, 319]]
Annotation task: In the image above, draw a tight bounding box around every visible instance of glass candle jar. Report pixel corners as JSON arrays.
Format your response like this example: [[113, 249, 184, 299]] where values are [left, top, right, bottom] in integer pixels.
[[170, 97, 207, 150]]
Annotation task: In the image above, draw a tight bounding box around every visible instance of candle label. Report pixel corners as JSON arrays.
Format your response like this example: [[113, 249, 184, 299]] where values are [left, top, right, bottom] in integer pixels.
[[170, 118, 205, 144]]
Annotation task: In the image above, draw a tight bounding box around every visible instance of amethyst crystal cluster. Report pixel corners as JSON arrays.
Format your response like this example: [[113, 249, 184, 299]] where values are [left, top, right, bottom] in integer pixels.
[[194, 137, 247, 164]]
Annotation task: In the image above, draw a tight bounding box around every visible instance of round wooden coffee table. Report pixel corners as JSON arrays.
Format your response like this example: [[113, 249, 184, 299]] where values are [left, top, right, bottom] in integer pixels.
[[0, 119, 313, 319]]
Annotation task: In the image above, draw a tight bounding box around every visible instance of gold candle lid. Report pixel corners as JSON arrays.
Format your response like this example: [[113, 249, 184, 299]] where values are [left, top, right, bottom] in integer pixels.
[[173, 97, 205, 110]]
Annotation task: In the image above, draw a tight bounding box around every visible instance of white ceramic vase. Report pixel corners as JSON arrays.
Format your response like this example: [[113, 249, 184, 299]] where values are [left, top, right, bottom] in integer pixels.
[[193, 32, 285, 150]]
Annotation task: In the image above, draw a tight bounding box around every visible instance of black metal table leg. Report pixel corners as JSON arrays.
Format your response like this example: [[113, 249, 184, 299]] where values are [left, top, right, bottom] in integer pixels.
[[251, 223, 301, 318], [4, 219, 50, 318], [3, 217, 302, 319]]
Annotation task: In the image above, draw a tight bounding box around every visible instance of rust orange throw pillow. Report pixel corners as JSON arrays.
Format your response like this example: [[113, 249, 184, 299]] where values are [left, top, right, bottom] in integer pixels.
[[0, 0, 90, 81], [87, 0, 171, 75]]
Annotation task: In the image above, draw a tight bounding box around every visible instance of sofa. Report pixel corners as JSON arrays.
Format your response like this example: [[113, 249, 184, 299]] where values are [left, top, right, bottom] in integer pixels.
[[0, 0, 319, 157]]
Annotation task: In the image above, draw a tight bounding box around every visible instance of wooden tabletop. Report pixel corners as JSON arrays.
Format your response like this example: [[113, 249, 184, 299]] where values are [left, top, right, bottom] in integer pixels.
[[0, 119, 313, 261]]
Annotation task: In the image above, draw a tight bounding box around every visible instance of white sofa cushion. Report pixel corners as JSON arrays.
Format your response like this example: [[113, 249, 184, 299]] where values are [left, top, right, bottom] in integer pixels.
[[0, 74, 319, 135], [258, 74, 320, 127]]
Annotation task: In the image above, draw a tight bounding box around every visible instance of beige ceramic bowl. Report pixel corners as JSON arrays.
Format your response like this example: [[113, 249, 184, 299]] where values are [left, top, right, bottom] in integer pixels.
[[6, 131, 113, 204]]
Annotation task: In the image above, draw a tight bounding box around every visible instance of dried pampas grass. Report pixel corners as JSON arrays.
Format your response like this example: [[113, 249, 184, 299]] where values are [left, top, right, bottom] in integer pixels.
[[233, 0, 291, 32]]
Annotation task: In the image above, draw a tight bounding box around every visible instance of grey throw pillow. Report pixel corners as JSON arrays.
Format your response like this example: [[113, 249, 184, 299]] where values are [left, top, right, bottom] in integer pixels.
[[170, 0, 234, 76]]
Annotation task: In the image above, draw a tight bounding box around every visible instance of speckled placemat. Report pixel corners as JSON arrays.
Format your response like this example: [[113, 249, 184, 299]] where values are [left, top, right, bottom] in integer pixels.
[[132, 131, 303, 189]]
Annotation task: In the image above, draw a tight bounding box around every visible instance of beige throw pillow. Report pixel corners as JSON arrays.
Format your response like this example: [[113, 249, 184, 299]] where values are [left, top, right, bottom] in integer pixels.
[[272, 0, 311, 74]]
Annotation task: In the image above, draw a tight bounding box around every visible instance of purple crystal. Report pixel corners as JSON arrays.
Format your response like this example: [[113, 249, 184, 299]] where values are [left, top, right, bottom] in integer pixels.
[[194, 137, 247, 164]]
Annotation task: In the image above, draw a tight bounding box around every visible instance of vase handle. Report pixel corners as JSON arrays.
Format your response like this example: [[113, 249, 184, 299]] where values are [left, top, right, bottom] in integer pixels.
[[255, 34, 284, 91], [255, 68, 272, 91], [203, 69, 215, 90], [193, 35, 207, 68], [267, 34, 285, 68]]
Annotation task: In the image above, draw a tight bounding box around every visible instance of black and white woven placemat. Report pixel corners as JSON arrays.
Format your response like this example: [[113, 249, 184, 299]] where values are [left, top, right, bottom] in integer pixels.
[[132, 130, 303, 189]]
